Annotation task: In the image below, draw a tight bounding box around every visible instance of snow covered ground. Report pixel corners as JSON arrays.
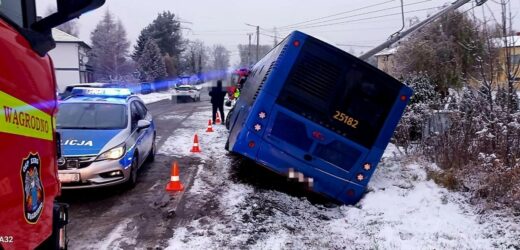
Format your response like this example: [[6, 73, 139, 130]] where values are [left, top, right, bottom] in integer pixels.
[[136, 81, 214, 104], [158, 106, 519, 250], [136, 90, 174, 104]]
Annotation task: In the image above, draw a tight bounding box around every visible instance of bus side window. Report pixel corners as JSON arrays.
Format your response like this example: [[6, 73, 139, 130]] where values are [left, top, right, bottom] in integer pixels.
[[130, 102, 141, 130]]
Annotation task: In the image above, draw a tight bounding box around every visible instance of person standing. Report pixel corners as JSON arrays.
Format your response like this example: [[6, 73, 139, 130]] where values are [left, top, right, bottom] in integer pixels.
[[209, 80, 227, 124]]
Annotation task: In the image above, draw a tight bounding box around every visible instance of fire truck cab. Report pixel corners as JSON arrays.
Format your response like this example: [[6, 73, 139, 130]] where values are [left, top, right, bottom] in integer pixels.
[[0, 1, 105, 249]]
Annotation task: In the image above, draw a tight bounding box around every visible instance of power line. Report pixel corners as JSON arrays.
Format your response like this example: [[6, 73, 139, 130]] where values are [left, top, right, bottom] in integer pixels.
[[278, 0, 433, 31], [336, 43, 377, 48], [277, 0, 395, 29], [259, 32, 282, 39], [282, 6, 441, 30]]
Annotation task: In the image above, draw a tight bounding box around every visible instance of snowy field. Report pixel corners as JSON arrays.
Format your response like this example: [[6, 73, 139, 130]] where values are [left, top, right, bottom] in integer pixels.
[[156, 106, 519, 250]]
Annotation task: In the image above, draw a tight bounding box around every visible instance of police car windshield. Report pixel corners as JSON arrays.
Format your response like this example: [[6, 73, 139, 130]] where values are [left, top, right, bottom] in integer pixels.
[[57, 103, 127, 129]]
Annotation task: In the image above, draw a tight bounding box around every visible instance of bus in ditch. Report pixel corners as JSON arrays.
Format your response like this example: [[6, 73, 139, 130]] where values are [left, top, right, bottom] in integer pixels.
[[226, 31, 412, 204]]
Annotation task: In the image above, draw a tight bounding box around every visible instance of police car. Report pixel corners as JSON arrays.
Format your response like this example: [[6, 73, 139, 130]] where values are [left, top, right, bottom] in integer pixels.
[[56, 88, 156, 189]]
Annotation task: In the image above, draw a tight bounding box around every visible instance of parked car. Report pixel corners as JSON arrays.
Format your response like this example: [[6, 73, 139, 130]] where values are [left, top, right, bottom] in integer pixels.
[[56, 87, 156, 189], [172, 85, 201, 102], [141, 82, 153, 94]]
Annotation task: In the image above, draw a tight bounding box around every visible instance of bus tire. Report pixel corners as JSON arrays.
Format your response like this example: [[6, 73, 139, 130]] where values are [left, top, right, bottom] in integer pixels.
[[225, 138, 230, 151]]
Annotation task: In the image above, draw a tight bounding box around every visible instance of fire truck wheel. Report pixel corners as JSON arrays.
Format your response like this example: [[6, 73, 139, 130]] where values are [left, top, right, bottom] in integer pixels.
[[37, 203, 68, 250]]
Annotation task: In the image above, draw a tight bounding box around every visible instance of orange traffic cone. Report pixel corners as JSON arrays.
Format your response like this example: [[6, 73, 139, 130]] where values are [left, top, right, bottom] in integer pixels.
[[215, 112, 221, 125], [190, 134, 201, 153], [166, 161, 184, 191], [206, 119, 214, 132]]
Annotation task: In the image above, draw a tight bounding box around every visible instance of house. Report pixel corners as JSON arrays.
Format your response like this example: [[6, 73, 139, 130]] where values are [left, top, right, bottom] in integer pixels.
[[495, 35, 520, 87], [48, 29, 93, 93], [374, 47, 398, 77]]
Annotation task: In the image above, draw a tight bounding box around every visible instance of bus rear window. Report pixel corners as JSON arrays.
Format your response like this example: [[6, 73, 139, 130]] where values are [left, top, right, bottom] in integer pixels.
[[331, 66, 399, 147], [277, 39, 400, 148]]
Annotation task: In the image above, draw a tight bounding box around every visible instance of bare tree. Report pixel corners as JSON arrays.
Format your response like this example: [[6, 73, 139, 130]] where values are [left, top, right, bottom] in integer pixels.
[[237, 44, 272, 67], [211, 45, 230, 71], [46, 6, 79, 36], [182, 40, 209, 76]]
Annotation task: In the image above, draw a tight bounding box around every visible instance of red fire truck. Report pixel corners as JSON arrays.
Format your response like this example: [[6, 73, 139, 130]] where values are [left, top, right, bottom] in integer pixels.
[[227, 68, 250, 100], [0, 1, 104, 249]]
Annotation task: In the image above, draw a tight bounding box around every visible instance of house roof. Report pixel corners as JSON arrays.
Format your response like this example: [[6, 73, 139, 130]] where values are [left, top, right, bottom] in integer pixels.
[[52, 28, 90, 49], [374, 47, 398, 56], [494, 35, 520, 48]]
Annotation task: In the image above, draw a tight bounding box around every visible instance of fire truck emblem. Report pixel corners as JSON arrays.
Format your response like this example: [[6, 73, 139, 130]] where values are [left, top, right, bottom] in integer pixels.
[[21, 153, 44, 224]]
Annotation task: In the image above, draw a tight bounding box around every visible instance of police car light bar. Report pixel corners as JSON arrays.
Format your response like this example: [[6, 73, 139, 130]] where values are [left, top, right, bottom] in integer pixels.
[[71, 87, 132, 97]]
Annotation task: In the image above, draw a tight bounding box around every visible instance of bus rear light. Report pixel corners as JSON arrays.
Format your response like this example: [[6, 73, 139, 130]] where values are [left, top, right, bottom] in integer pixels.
[[400, 95, 408, 101], [363, 163, 371, 171], [254, 124, 262, 131], [288, 168, 295, 178], [293, 40, 300, 47], [258, 111, 266, 119], [312, 131, 324, 140], [297, 172, 305, 182], [346, 189, 355, 197], [356, 174, 364, 181], [248, 140, 255, 148], [306, 177, 314, 188]]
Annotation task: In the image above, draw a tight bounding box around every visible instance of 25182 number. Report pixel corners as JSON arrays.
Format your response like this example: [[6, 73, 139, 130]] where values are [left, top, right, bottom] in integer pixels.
[[333, 111, 359, 129]]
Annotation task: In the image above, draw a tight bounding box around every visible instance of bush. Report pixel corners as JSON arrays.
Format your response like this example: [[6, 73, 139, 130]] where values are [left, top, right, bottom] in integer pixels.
[[421, 86, 520, 211]]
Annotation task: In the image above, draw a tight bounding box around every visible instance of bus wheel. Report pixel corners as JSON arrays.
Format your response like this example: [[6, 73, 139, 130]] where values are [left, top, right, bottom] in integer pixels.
[[225, 137, 230, 151]]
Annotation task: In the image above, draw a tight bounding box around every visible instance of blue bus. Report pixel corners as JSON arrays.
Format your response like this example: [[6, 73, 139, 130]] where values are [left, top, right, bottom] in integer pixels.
[[226, 31, 412, 204]]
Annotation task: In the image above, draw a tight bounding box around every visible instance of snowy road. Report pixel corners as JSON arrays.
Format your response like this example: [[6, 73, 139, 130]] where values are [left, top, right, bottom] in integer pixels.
[[162, 104, 519, 249], [61, 90, 519, 249]]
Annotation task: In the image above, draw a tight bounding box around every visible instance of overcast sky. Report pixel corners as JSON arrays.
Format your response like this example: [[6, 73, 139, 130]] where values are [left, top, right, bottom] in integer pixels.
[[36, 0, 519, 65]]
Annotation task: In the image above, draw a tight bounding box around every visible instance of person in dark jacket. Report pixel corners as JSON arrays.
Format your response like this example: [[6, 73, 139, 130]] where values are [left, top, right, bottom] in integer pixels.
[[209, 80, 227, 124]]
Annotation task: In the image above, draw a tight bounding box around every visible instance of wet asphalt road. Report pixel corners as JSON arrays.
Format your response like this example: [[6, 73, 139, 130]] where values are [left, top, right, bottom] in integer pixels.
[[59, 91, 211, 249]]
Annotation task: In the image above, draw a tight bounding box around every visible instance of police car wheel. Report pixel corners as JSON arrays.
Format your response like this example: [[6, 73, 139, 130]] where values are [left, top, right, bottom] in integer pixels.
[[126, 156, 138, 188], [147, 134, 156, 162]]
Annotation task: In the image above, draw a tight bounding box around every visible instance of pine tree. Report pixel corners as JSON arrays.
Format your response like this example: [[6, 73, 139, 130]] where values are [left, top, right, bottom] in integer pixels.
[[132, 27, 151, 62], [137, 39, 167, 82], [132, 11, 184, 76], [89, 10, 132, 81]]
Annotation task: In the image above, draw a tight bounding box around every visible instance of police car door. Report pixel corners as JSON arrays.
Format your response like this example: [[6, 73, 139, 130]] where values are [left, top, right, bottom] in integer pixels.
[[135, 101, 153, 156], [130, 101, 147, 165]]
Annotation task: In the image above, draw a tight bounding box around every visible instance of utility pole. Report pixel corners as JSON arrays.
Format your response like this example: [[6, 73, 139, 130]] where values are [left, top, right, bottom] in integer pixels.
[[248, 33, 252, 66], [246, 23, 260, 63], [256, 26, 260, 62], [273, 27, 278, 46], [359, 0, 487, 60]]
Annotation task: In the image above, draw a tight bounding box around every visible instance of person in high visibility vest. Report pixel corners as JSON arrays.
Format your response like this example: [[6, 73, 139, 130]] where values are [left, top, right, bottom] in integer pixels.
[[234, 88, 240, 99]]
